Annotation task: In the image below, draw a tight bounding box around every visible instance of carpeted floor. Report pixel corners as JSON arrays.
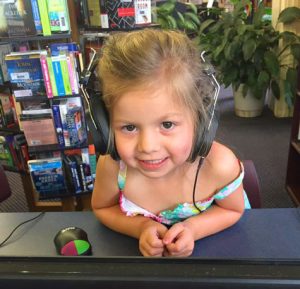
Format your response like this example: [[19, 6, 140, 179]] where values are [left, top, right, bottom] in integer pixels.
[[217, 96, 294, 208], [0, 89, 295, 212]]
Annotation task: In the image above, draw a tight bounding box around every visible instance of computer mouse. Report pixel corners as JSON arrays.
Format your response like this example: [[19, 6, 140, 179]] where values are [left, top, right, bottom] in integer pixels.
[[54, 226, 92, 256]]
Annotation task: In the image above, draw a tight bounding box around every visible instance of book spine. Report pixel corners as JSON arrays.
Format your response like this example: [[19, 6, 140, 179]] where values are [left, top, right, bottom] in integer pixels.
[[52, 104, 65, 147], [70, 53, 80, 94], [66, 55, 76, 94], [31, 0, 43, 34], [46, 56, 58, 97], [40, 53, 53, 98], [59, 55, 72, 96], [37, 0, 52, 36], [51, 56, 65, 96], [66, 156, 82, 194], [58, 101, 70, 146]]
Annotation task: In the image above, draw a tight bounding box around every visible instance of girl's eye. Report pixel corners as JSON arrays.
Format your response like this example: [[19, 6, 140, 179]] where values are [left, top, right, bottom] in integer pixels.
[[122, 124, 136, 132], [162, 121, 174, 130]]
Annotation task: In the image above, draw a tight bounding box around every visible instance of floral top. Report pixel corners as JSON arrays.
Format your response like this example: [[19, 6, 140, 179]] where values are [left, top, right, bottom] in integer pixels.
[[118, 160, 251, 225]]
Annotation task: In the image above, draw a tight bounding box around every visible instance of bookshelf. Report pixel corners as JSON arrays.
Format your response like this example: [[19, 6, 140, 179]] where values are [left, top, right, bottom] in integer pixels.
[[285, 66, 300, 205], [0, 0, 94, 212]]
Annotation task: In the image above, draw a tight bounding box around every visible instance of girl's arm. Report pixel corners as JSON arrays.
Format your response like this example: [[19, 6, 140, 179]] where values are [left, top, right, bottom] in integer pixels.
[[163, 144, 245, 254]]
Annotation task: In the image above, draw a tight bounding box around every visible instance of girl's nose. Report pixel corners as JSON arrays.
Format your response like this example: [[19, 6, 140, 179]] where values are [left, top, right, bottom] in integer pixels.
[[137, 130, 160, 153]]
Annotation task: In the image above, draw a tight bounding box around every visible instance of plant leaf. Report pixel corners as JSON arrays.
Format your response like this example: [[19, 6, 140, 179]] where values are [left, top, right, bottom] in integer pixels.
[[270, 80, 280, 100], [278, 7, 300, 24], [253, 2, 265, 27], [286, 67, 297, 94], [184, 12, 200, 26], [186, 3, 198, 14], [242, 38, 256, 61], [264, 50, 280, 77], [291, 43, 300, 61], [257, 70, 270, 88], [167, 15, 177, 29], [199, 19, 216, 34], [283, 80, 294, 107]]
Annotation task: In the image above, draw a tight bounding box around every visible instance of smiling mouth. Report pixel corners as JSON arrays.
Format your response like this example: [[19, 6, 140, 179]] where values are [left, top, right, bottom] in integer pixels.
[[138, 158, 168, 169]]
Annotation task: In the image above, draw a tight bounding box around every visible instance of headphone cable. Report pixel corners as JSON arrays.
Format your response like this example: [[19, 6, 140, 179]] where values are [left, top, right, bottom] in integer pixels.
[[0, 212, 45, 247], [192, 157, 205, 213]]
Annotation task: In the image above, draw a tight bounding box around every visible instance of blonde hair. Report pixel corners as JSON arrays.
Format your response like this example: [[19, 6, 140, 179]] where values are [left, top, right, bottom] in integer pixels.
[[98, 29, 215, 155]]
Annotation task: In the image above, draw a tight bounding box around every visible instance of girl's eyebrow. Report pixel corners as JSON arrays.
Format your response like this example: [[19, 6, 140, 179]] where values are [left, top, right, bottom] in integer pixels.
[[113, 113, 184, 124]]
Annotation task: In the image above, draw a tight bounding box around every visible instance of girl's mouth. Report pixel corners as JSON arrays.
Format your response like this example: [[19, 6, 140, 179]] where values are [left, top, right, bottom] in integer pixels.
[[138, 158, 168, 170]]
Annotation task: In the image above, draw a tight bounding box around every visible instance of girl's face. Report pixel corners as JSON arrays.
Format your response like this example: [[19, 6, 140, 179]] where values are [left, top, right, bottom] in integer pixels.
[[112, 88, 195, 178]]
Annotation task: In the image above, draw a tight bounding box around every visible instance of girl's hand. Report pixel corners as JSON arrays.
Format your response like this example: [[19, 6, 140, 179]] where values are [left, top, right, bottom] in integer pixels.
[[162, 222, 195, 257], [139, 221, 168, 257]]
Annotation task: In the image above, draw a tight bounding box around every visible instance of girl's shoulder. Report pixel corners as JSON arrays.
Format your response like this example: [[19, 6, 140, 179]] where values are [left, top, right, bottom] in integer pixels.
[[205, 141, 241, 190]]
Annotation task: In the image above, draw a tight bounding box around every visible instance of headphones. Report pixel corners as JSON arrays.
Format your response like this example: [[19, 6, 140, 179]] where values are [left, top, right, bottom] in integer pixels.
[[80, 49, 220, 162]]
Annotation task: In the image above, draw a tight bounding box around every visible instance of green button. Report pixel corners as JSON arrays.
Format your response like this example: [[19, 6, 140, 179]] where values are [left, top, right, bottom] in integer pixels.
[[74, 240, 90, 255]]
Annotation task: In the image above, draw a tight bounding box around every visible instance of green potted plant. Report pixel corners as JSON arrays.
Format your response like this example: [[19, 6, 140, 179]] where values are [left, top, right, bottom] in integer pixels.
[[197, 1, 300, 117], [154, 0, 200, 35]]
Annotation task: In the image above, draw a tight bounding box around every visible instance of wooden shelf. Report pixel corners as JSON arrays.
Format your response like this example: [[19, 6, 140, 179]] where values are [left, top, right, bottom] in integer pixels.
[[0, 126, 22, 134], [0, 33, 71, 43], [291, 141, 300, 155], [286, 184, 300, 206], [28, 142, 89, 154]]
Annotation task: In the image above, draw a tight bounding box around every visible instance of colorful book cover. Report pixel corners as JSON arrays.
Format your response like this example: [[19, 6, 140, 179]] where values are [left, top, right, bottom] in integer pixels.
[[47, 0, 70, 32], [105, 0, 135, 29], [0, 0, 37, 37], [51, 55, 65, 96], [49, 42, 78, 55], [31, 0, 43, 34], [40, 52, 53, 98], [28, 157, 67, 199], [21, 114, 58, 146], [81, 147, 93, 190], [37, 0, 51, 36], [5, 51, 46, 98]]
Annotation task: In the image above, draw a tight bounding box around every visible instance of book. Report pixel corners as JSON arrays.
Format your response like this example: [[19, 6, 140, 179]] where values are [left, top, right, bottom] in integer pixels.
[[37, 0, 51, 36], [46, 56, 58, 96], [21, 114, 58, 146], [87, 0, 101, 27], [49, 42, 79, 56], [63, 154, 82, 194], [0, 135, 14, 167], [28, 157, 67, 199], [51, 104, 65, 146], [59, 54, 72, 95], [105, 0, 135, 29], [0, 43, 12, 83], [47, 0, 70, 33], [40, 51, 53, 98], [0, 92, 15, 128], [0, 0, 37, 37], [31, 0, 43, 34], [5, 51, 46, 98], [51, 55, 65, 96]]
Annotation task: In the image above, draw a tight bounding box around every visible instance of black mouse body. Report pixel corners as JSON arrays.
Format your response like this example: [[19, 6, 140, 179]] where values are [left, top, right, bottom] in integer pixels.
[[54, 226, 92, 256]]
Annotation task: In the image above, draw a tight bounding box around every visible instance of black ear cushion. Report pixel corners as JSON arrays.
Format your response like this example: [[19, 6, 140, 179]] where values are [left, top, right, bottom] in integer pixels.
[[86, 93, 119, 160], [190, 109, 219, 162]]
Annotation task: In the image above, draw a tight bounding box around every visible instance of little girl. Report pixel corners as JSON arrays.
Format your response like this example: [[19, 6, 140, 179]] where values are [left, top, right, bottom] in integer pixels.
[[92, 29, 250, 257]]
